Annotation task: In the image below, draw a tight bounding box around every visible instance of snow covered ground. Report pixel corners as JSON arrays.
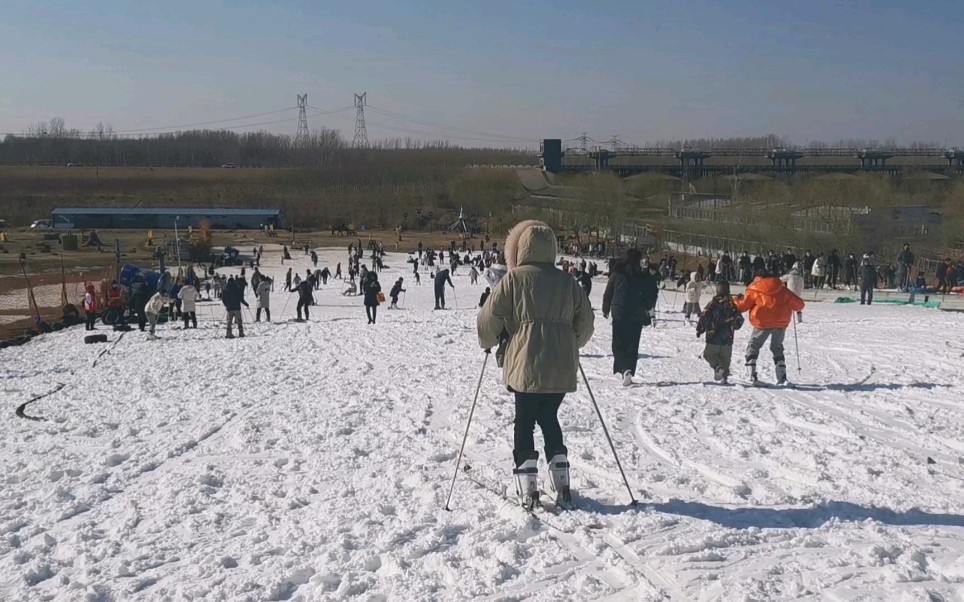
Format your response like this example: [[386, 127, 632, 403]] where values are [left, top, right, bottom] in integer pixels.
[[2, 245, 964, 601]]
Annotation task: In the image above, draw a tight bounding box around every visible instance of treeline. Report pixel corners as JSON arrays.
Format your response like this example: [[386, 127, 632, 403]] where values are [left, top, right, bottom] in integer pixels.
[[0, 122, 535, 168]]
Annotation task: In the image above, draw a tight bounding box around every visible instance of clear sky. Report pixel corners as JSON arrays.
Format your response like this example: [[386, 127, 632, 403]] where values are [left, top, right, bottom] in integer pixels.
[[2, 0, 962, 147]]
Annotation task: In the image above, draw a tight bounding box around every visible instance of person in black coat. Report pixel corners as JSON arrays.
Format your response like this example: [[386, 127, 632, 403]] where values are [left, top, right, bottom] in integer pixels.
[[434, 268, 454, 309], [478, 287, 491, 307], [859, 255, 877, 305], [601, 248, 658, 385], [389, 277, 405, 309], [292, 278, 314, 321], [363, 272, 382, 324]]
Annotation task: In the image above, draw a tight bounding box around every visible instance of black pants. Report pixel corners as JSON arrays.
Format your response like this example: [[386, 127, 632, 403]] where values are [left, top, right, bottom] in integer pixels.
[[256, 307, 270, 322], [297, 300, 310, 320], [85, 312, 97, 330], [612, 319, 644, 375], [366, 305, 377, 323], [434, 289, 446, 309], [860, 283, 874, 305], [182, 311, 197, 328], [136, 308, 147, 331], [513, 392, 566, 466]]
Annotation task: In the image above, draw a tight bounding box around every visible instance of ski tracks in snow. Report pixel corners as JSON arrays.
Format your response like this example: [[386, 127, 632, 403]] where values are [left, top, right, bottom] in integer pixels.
[[3, 250, 964, 600]]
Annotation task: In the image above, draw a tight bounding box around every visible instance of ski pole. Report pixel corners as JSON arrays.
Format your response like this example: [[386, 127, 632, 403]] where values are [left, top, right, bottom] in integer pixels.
[[444, 351, 490, 511], [791, 317, 801, 372], [578, 362, 638, 506], [672, 286, 679, 312], [279, 291, 293, 321]]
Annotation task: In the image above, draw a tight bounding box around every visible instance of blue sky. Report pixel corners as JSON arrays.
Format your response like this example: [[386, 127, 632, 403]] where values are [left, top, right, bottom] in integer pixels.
[[1, 0, 962, 147]]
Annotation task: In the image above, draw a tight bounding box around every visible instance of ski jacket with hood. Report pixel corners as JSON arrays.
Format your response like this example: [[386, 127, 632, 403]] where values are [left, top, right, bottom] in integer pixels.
[[477, 220, 594, 394], [811, 256, 826, 277], [145, 293, 167, 316], [84, 286, 98, 313], [734, 277, 805, 330], [696, 295, 744, 346], [256, 280, 271, 308], [780, 262, 805, 297], [178, 285, 198, 313], [434, 269, 453, 291], [684, 272, 704, 303]]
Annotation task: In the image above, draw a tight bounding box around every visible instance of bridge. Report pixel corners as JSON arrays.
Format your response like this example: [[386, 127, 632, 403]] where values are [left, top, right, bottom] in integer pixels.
[[540, 139, 964, 178]]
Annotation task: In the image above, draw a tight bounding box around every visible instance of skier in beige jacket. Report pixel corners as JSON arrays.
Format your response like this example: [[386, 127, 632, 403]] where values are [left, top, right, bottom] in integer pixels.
[[477, 220, 595, 509]]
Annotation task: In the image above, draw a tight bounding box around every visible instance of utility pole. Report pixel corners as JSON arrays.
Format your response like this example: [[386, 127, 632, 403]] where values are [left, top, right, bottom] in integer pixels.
[[353, 92, 368, 148], [295, 94, 309, 147]]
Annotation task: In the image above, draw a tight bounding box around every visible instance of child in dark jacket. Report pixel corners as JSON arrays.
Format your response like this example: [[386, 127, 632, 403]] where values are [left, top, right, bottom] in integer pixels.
[[696, 281, 744, 383]]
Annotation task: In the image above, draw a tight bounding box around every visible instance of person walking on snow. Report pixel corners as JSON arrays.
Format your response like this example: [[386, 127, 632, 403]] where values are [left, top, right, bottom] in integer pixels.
[[696, 281, 744, 384], [734, 270, 805, 385], [389, 277, 405, 309], [897, 243, 914, 292], [256, 277, 272, 322], [178, 283, 198, 328], [859, 254, 877, 305], [683, 271, 704, 323], [221, 278, 249, 338], [478, 287, 491, 307], [284, 268, 292, 292], [469, 266, 479, 285], [780, 261, 805, 323], [363, 272, 382, 324], [602, 248, 658, 386], [478, 220, 594, 510], [434, 267, 454, 309], [144, 292, 169, 338]]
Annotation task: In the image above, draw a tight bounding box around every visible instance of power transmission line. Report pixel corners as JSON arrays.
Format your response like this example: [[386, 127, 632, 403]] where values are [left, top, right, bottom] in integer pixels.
[[365, 105, 535, 143]]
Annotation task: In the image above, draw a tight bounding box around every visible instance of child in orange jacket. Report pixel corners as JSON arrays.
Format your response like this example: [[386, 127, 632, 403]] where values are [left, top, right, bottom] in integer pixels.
[[734, 270, 805, 384]]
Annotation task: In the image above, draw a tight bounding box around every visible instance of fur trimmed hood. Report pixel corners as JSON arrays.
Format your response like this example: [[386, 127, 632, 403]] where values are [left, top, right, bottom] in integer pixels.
[[504, 220, 556, 270]]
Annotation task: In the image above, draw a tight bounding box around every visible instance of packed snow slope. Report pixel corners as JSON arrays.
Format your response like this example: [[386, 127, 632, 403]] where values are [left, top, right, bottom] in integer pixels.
[[2, 246, 964, 602]]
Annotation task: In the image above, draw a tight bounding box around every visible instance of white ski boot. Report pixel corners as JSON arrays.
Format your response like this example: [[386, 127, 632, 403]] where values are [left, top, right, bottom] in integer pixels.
[[622, 370, 634, 387], [513, 452, 540, 511], [546, 452, 571, 504], [775, 360, 788, 385]]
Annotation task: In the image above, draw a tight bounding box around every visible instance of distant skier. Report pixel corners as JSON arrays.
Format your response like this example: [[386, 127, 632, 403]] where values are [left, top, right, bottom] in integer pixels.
[[311, 250, 318, 267], [859, 254, 877, 305], [256, 277, 272, 322], [363, 272, 382, 324], [221, 278, 249, 338], [734, 270, 805, 385], [469, 266, 479, 284], [389, 277, 406, 309], [178, 283, 198, 329], [293, 277, 313, 322], [683, 271, 704, 323], [434, 267, 454, 309], [478, 287, 491, 307], [477, 220, 594, 509], [144, 291, 169, 338], [696, 281, 744, 384], [780, 261, 805, 323]]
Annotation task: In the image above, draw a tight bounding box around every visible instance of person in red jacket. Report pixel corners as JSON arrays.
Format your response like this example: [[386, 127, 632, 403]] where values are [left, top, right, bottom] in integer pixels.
[[83, 284, 99, 331], [734, 270, 805, 384]]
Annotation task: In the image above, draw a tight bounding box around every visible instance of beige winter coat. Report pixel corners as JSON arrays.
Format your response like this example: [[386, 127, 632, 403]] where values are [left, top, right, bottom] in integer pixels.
[[477, 220, 595, 393]]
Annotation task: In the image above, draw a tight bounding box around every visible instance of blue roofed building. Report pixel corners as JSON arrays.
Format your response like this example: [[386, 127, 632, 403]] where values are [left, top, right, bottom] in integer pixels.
[[50, 208, 282, 230]]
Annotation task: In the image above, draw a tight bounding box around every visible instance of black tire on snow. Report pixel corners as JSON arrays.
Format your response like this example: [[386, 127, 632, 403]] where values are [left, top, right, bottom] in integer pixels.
[[84, 334, 108, 344]]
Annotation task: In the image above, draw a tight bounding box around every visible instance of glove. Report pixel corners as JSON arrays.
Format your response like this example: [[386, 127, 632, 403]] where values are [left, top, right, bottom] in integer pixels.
[[602, 313, 609, 320]]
